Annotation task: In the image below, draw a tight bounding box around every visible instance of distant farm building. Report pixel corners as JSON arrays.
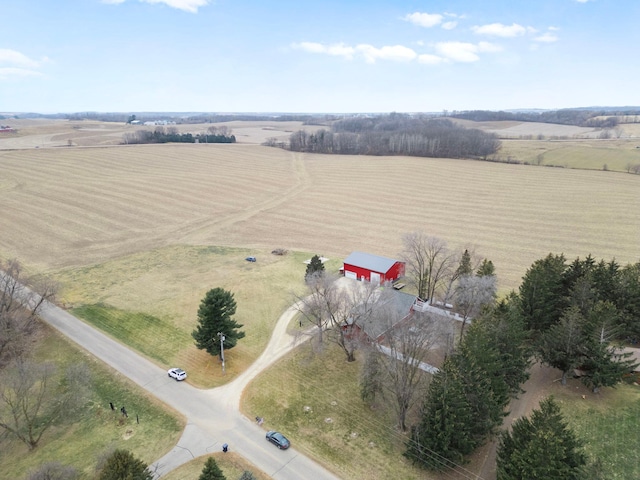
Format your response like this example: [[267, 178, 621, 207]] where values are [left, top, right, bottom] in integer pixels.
[[0, 125, 15, 133], [342, 251, 405, 284]]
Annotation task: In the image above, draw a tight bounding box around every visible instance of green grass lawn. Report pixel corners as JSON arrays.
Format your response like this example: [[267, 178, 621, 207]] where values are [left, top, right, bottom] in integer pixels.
[[556, 381, 640, 479], [0, 325, 184, 479], [53, 245, 336, 388], [241, 341, 437, 480]]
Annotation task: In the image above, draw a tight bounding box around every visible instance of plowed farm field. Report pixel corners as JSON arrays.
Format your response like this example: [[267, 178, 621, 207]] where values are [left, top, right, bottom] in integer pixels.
[[1, 140, 638, 291]]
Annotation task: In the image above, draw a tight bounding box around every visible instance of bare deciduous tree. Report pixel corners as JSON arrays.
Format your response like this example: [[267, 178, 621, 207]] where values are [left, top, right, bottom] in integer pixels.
[[296, 273, 380, 362], [0, 360, 91, 449], [400, 232, 458, 303], [1, 259, 57, 367], [454, 274, 497, 340], [367, 306, 447, 431]]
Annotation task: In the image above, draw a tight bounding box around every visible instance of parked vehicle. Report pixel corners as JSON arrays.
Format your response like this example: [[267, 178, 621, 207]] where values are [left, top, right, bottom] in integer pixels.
[[266, 430, 290, 449], [246, 256, 257, 262], [167, 367, 187, 381]]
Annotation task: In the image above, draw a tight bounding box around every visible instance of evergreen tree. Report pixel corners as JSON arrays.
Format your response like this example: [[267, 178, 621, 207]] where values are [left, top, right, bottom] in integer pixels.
[[199, 457, 226, 480], [98, 449, 153, 480], [305, 254, 325, 281], [580, 301, 637, 392], [238, 472, 257, 480], [360, 345, 383, 403], [192, 288, 245, 357], [497, 397, 586, 480], [537, 306, 586, 384], [458, 319, 512, 440], [490, 293, 532, 395], [519, 253, 567, 332], [617, 261, 640, 340], [457, 249, 473, 276], [405, 357, 475, 470], [476, 258, 495, 277]]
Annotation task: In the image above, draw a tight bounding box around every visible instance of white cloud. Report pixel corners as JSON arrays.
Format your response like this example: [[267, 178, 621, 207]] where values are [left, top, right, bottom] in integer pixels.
[[103, 0, 209, 13], [435, 41, 501, 62], [472, 23, 528, 37], [0, 49, 40, 68], [403, 12, 443, 28], [442, 21, 458, 30], [293, 42, 416, 63], [0, 67, 43, 80], [417, 54, 444, 65], [534, 32, 558, 43], [575, 0, 591, 3], [291, 42, 355, 60], [356, 44, 417, 63]]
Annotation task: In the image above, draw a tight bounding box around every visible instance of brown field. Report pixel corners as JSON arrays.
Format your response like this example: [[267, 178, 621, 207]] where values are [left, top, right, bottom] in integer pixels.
[[0, 123, 638, 292], [0, 118, 318, 149]]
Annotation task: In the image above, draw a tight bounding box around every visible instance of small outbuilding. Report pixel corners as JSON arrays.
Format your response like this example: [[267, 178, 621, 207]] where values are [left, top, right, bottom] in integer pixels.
[[342, 251, 405, 284]]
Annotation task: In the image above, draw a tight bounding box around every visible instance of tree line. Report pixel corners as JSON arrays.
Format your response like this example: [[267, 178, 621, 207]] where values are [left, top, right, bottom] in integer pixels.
[[284, 114, 501, 159], [449, 108, 640, 128], [122, 127, 236, 145]]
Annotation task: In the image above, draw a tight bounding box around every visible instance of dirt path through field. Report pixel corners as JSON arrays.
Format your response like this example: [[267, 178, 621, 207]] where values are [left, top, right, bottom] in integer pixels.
[[473, 363, 557, 480]]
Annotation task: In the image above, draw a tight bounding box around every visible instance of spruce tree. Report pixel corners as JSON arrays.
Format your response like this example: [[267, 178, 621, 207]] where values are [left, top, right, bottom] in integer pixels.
[[476, 258, 495, 277], [405, 357, 475, 470], [238, 472, 257, 480], [192, 288, 245, 357], [497, 397, 586, 480], [457, 249, 472, 276], [519, 253, 568, 332], [305, 254, 325, 282], [538, 306, 586, 385], [199, 457, 226, 480], [98, 449, 153, 480]]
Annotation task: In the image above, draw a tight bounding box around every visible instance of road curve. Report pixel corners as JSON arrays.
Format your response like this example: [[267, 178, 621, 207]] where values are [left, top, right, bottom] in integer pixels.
[[36, 297, 339, 479]]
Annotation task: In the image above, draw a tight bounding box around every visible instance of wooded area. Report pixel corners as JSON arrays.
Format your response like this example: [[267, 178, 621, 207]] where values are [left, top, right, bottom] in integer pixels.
[[285, 113, 501, 159]]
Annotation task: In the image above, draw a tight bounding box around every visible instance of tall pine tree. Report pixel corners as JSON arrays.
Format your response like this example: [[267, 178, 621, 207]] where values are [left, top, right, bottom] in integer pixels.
[[192, 288, 245, 357], [497, 397, 586, 480], [199, 456, 226, 480]]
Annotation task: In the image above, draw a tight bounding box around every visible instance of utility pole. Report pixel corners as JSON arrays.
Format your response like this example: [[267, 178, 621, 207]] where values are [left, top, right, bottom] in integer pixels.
[[217, 332, 226, 374]]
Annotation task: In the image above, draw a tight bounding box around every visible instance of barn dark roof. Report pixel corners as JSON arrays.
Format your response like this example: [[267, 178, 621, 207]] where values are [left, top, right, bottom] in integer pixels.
[[343, 251, 400, 273]]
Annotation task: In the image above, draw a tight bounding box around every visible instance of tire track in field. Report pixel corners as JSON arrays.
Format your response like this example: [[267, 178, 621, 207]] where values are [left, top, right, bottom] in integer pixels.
[[176, 151, 310, 243]]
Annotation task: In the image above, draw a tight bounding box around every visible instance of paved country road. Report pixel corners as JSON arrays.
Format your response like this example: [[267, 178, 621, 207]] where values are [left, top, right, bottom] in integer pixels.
[[35, 295, 341, 480]]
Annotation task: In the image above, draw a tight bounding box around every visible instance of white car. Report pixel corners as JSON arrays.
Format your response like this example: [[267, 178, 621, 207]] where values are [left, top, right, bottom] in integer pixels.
[[167, 367, 187, 381]]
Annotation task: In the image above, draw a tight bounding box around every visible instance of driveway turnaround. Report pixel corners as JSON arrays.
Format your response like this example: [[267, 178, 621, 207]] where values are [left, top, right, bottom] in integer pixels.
[[37, 298, 341, 479]]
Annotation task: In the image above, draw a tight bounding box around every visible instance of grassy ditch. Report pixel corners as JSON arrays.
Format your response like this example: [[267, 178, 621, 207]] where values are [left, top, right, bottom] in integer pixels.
[[0, 325, 184, 479]]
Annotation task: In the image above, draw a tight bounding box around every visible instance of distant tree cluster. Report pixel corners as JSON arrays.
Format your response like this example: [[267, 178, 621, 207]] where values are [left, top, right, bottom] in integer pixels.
[[449, 108, 640, 128], [286, 114, 501, 159], [122, 127, 235, 145]]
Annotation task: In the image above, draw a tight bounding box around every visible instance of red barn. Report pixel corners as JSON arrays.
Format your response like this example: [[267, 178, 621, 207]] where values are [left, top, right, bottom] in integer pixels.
[[342, 251, 405, 284]]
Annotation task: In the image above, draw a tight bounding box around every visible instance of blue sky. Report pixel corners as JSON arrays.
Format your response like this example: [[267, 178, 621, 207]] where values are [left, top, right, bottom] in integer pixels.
[[1, 0, 639, 113]]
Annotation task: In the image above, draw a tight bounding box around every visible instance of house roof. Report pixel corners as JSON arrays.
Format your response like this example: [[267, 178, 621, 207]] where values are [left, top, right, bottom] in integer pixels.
[[354, 289, 417, 340], [343, 251, 400, 273]]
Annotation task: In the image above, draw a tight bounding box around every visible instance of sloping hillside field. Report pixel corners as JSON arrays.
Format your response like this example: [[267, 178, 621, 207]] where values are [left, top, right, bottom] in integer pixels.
[[0, 142, 638, 290]]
